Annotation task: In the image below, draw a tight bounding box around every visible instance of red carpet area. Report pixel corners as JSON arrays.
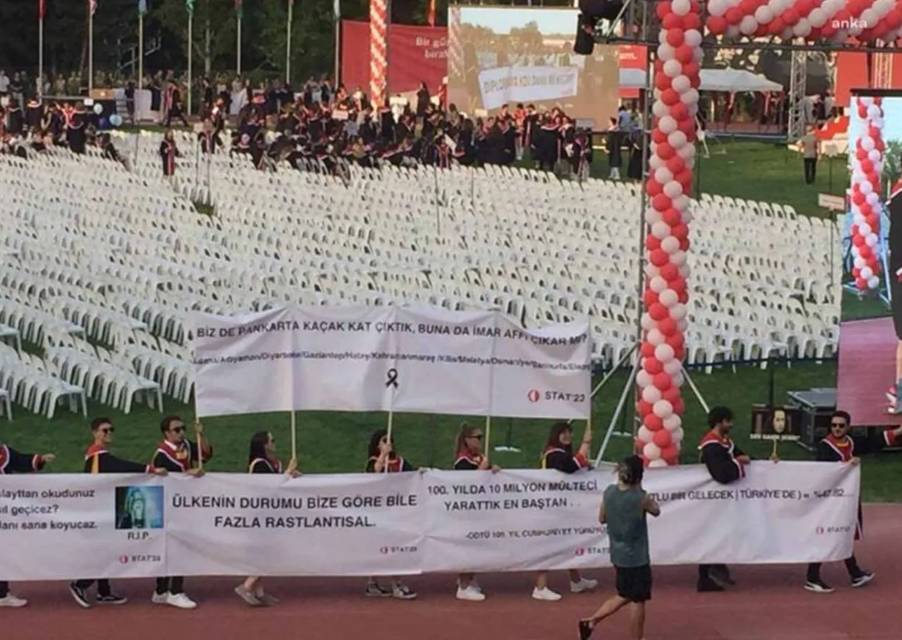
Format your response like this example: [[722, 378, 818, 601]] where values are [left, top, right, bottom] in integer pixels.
[[6, 504, 901, 640], [838, 317, 902, 427]]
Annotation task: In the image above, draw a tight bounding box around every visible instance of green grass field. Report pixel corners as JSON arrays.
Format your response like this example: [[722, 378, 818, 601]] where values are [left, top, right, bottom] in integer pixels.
[[5, 139, 897, 501]]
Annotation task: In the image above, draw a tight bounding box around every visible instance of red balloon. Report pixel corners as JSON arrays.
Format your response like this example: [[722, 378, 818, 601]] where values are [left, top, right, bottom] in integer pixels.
[[672, 222, 689, 240], [657, 142, 676, 160], [653, 429, 672, 448], [658, 318, 678, 337], [649, 303, 669, 321], [661, 263, 680, 281], [852, 234, 865, 247], [656, 1, 672, 20], [667, 156, 686, 175], [672, 397, 685, 415], [663, 386, 681, 403], [663, 13, 683, 29], [683, 62, 700, 79], [678, 117, 696, 137], [707, 15, 728, 34], [647, 234, 662, 251], [647, 178, 663, 196], [661, 445, 679, 462], [645, 358, 664, 375], [769, 17, 785, 34], [861, 159, 873, 174], [645, 414, 664, 431], [655, 72, 672, 91], [866, 214, 878, 229], [652, 194, 672, 212], [650, 249, 670, 267], [654, 59, 665, 73], [676, 45, 694, 64], [852, 191, 865, 205], [640, 339, 656, 358], [677, 168, 693, 189], [860, 245, 872, 260], [662, 89, 681, 106], [859, 204, 872, 217], [683, 13, 702, 30], [666, 332, 684, 350], [678, 290, 689, 305], [856, 276, 867, 288], [662, 208, 681, 226], [783, 8, 800, 25], [666, 28, 685, 47], [652, 129, 668, 145], [679, 237, 690, 251], [671, 102, 690, 120], [637, 399, 653, 417], [740, 0, 757, 13], [888, 9, 902, 29], [726, 7, 743, 24]]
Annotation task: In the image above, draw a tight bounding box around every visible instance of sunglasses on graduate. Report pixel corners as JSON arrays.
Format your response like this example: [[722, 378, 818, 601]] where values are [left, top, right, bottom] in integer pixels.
[[170, 426, 186, 434], [831, 422, 847, 428]]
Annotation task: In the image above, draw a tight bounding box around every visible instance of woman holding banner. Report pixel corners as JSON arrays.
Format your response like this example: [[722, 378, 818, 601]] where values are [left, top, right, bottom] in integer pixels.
[[453, 422, 500, 602], [363, 430, 417, 600], [234, 431, 299, 607], [533, 422, 598, 601]]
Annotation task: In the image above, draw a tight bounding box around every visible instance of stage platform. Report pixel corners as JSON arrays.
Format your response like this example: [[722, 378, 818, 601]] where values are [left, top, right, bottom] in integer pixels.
[[837, 317, 902, 427]]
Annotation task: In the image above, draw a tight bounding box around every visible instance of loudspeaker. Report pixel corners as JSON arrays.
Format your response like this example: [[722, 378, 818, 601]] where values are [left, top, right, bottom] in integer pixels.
[[573, 14, 596, 56], [579, 0, 624, 20]]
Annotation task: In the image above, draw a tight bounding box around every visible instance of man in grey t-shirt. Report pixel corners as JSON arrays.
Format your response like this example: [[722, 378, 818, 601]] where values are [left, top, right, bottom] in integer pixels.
[[579, 455, 660, 640]]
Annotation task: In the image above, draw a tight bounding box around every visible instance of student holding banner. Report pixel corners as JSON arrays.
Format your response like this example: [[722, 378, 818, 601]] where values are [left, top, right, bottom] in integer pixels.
[[533, 422, 598, 601], [364, 429, 417, 600], [151, 416, 212, 610], [0, 442, 55, 607], [799, 411, 902, 593], [453, 422, 499, 602], [235, 431, 299, 607], [69, 418, 168, 609]]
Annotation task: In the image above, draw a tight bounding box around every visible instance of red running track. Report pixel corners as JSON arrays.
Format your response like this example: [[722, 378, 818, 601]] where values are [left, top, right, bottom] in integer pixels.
[[5, 504, 900, 640], [837, 317, 902, 428]]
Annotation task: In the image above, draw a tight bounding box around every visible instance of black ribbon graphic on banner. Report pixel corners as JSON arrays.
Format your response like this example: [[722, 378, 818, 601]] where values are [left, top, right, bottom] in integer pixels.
[[385, 368, 399, 388]]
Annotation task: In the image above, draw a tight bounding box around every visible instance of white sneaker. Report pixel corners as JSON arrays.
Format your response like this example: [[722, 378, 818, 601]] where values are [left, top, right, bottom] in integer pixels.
[[165, 593, 197, 609], [456, 585, 486, 602], [151, 591, 170, 605], [570, 578, 598, 593], [531, 586, 562, 601], [470, 578, 483, 593], [0, 594, 28, 608]]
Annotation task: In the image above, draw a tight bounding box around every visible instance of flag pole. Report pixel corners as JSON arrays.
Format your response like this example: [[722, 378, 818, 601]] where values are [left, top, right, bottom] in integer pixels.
[[286, 0, 293, 85], [484, 415, 491, 458], [290, 410, 297, 462], [88, 3, 94, 95], [188, 10, 193, 116], [38, 7, 44, 102], [138, 10, 144, 89], [236, 8, 242, 77], [333, 0, 340, 86]]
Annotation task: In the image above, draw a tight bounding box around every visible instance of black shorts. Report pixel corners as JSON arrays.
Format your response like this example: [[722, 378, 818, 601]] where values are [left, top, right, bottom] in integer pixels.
[[615, 564, 652, 603], [892, 274, 902, 340]]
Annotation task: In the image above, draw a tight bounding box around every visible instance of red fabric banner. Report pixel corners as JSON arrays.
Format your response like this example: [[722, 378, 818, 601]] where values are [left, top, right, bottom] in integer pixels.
[[341, 20, 447, 96]]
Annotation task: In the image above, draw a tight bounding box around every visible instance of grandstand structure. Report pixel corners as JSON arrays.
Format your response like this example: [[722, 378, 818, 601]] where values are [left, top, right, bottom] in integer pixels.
[[0, 131, 840, 421]]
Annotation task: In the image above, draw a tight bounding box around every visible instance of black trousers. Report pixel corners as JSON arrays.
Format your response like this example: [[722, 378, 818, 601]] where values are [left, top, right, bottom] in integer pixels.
[[0, 581, 8, 597], [804, 158, 817, 184], [807, 556, 861, 581], [165, 106, 189, 128], [698, 564, 729, 580], [74, 579, 112, 596], [156, 576, 184, 595]]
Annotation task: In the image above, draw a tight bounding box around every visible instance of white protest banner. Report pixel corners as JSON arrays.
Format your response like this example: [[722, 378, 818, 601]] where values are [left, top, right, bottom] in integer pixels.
[[420, 462, 860, 572], [0, 474, 166, 580], [193, 306, 298, 417], [478, 66, 579, 110], [165, 472, 423, 577], [192, 306, 590, 419], [0, 463, 858, 580]]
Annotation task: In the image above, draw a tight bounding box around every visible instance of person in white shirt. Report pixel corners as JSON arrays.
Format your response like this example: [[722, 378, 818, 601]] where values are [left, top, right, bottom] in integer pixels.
[[799, 126, 819, 184], [0, 70, 9, 96]]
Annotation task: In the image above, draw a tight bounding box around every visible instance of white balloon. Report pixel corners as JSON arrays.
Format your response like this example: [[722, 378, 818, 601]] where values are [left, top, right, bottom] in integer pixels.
[[740, 16, 758, 35], [637, 425, 654, 443], [684, 29, 703, 47], [661, 236, 681, 254], [659, 115, 678, 134], [868, 275, 880, 289], [664, 358, 682, 376], [727, 24, 742, 38], [808, 8, 827, 27], [861, 266, 873, 279], [668, 130, 689, 149], [642, 385, 662, 403], [860, 181, 873, 195], [866, 234, 878, 247], [866, 190, 880, 204], [650, 276, 668, 293], [652, 221, 671, 239], [672, 75, 691, 94], [646, 264, 662, 279], [670, 303, 688, 320], [792, 19, 811, 38], [678, 318, 689, 332], [653, 101, 670, 118], [649, 154, 664, 170], [670, 250, 687, 267], [693, 48, 704, 64], [680, 89, 700, 105], [755, 6, 774, 23], [641, 314, 656, 331], [678, 143, 696, 160], [868, 104, 881, 120], [675, 195, 691, 211], [860, 9, 878, 30], [655, 343, 675, 363], [663, 414, 682, 431], [647, 328, 666, 347], [862, 136, 875, 152], [648, 458, 668, 468], [654, 167, 675, 185], [875, 0, 893, 13], [645, 209, 663, 225], [653, 399, 674, 418], [709, 0, 728, 16], [658, 43, 676, 62], [643, 442, 662, 460], [853, 256, 866, 269], [664, 180, 684, 199], [659, 289, 679, 307], [663, 60, 683, 78], [671, 426, 685, 443], [671, 0, 691, 16], [637, 370, 653, 389], [681, 208, 694, 224]]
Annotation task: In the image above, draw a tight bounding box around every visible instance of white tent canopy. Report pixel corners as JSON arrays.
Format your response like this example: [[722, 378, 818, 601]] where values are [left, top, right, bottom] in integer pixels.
[[619, 68, 783, 93]]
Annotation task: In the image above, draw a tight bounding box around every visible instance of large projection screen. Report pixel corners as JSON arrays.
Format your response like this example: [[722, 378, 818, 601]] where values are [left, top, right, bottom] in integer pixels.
[[448, 6, 619, 128]]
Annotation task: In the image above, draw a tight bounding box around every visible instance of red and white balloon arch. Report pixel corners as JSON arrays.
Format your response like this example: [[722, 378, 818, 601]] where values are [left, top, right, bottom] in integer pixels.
[[636, 0, 901, 467]]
